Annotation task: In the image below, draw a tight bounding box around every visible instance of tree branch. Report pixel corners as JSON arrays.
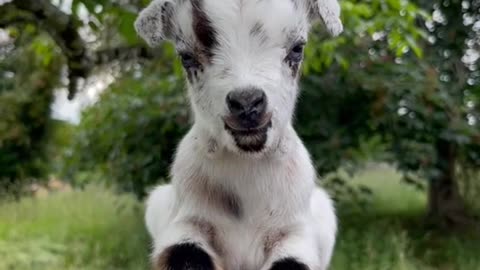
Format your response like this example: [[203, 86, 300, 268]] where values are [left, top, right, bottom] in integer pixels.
[[0, 0, 152, 99]]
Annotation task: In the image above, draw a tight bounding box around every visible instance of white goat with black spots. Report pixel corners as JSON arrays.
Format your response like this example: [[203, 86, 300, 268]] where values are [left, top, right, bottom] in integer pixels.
[[135, 0, 343, 269]]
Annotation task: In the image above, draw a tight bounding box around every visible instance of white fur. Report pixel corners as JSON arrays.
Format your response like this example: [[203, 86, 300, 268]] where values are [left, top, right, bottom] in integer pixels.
[[311, 0, 344, 36], [137, 0, 342, 269]]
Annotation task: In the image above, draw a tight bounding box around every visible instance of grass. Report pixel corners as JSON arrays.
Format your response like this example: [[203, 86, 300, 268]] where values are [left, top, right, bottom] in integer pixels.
[[0, 167, 479, 270], [331, 166, 480, 270], [0, 186, 149, 270]]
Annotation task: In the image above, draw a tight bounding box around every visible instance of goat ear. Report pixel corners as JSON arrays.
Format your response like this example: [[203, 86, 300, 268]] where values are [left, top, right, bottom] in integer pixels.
[[135, 0, 176, 47], [309, 0, 343, 36]]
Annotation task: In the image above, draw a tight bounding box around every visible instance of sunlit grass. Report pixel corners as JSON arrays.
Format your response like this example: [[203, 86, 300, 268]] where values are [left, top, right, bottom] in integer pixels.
[[0, 186, 149, 270], [347, 165, 426, 216]]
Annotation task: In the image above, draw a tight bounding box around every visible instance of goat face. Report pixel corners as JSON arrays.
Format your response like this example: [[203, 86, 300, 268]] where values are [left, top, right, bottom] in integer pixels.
[[136, 0, 342, 154]]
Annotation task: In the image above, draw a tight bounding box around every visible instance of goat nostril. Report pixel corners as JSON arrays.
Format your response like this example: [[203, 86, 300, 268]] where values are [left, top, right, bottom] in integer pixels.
[[227, 89, 267, 117], [227, 95, 244, 113], [252, 95, 266, 110]]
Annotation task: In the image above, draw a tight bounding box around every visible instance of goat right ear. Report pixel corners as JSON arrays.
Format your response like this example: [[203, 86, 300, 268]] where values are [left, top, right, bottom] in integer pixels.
[[135, 0, 176, 47], [309, 0, 343, 37]]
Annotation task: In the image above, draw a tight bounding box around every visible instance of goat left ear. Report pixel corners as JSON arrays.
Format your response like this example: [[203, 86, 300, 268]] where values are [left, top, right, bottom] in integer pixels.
[[135, 0, 176, 47], [309, 0, 343, 36]]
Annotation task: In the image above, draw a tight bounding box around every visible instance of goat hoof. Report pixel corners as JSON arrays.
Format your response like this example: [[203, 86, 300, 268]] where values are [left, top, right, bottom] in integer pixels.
[[270, 258, 309, 270], [156, 242, 215, 270]]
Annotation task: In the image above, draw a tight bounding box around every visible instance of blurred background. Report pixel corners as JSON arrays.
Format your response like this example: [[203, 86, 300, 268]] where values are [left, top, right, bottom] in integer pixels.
[[0, 0, 479, 269]]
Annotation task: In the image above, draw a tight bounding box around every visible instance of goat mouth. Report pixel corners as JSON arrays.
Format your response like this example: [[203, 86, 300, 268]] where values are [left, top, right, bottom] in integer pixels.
[[223, 112, 272, 152], [223, 112, 273, 135]]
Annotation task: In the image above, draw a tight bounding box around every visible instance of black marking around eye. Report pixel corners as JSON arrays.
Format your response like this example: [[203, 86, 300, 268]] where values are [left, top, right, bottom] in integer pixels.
[[191, 0, 218, 58], [285, 38, 306, 77], [288, 61, 301, 77], [186, 69, 199, 84]]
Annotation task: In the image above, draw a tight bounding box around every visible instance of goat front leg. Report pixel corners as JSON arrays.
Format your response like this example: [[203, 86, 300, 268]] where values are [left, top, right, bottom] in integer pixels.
[[151, 220, 224, 270], [262, 189, 337, 270], [146, 186, 224, 270], [261, 229, 323, 270]]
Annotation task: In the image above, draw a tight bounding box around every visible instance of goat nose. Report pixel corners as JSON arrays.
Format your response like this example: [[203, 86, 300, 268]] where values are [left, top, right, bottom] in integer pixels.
[[226, 89, 267, 118]]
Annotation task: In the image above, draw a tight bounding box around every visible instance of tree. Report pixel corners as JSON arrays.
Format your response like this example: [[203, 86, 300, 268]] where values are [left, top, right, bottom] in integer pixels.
[[417, 0, 480, 225], [2, 0, 478, 227], [63, 59, 189, 198], [298, 0, 480, 226], [0, 0, 152, 98], [0, 0, 154, 186], [0, 30, 62, 186]]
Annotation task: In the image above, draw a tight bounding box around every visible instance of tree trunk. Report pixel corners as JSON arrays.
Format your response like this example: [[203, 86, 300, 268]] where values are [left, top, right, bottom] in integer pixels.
[[427, 139, 472, 228]]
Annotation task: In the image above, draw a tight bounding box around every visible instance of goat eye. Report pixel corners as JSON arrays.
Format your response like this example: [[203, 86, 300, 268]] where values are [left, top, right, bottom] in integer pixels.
[[179, 53, 199, 69], [286, 43, 305, 63]]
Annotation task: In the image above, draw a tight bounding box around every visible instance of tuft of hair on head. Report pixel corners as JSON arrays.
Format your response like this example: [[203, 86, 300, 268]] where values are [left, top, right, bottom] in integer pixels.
[[134, 0, 177, 47], [308, 0, 343, 36]]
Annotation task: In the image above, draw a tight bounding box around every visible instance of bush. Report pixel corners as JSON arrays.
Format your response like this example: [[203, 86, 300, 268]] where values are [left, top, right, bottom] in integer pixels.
[[0, 33, 62, 190], [62, 61, 189, 198]]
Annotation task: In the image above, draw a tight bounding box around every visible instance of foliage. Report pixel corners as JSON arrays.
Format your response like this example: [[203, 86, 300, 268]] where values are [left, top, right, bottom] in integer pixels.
[[0, 30, 62, 187], [62, 59, 188, 198], [298, 0, 431, 174], [0, 0, 153, 190], [0, 0, 478, 224], [297, 0, 480, 224]]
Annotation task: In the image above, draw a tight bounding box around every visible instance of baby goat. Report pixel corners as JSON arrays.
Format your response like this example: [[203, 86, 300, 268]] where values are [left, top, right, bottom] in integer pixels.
[[135, 0, 343, 269]]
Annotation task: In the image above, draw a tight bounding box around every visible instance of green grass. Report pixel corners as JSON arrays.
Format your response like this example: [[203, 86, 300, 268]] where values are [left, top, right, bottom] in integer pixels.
[[0, 167, 479, 270], [331, 166, 480, 270], [0, 186, 149, 270]]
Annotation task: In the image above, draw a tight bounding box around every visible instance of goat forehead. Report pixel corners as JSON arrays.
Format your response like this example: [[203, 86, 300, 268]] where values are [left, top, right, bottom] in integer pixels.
[[204, 0, 306, 30], [178, 0, 308, 46]]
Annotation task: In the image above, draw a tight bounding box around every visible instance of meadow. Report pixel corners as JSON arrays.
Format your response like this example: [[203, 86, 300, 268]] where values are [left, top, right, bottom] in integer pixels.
[[1, 166, 479, 270]]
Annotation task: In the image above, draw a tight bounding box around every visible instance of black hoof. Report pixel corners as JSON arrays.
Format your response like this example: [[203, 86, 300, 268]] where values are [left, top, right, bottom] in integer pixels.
[[161, 243, 214, 270], [270, 258, 309, 270]]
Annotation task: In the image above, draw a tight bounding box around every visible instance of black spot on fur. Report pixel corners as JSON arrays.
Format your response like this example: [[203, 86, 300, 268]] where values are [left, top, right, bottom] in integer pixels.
[[220, 67, 231, 79], [187, 217, 224, 256], [263, 229, 290, 256], [193, 179, 244, 220], [215, 186, 243, 219], [250, 22, 264, 36], [191, 0, 218, 57], [270, 258, 309, 270], [163, 243, 214, 270], [226, 193, 242, 218], [250, 22, 268, 45]]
